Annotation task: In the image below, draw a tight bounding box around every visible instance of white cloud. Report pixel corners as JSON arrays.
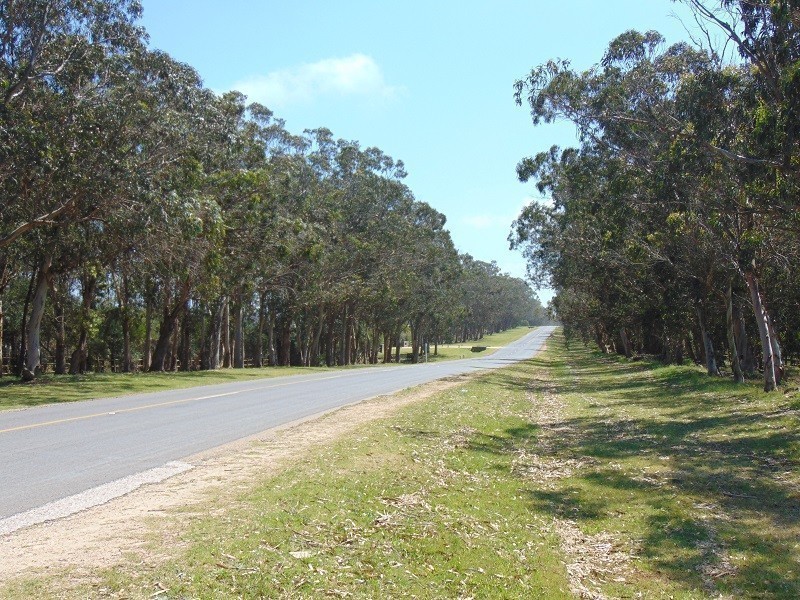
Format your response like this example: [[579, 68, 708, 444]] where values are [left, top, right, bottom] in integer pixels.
[[462, 214, 510, 230], [463, 196, 553, 232], [231, 54, 399, 109]]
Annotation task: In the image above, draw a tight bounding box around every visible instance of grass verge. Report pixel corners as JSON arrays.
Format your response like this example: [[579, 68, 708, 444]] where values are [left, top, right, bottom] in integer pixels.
[[0, 366, 331, 412], [0, 327, 534, 412], [526, 333, 800, 597], [7, 329, 795, 598], [420, 326, 535, 361]]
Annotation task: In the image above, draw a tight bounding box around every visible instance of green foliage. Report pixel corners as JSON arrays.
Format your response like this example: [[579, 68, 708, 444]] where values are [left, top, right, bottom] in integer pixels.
[[0, 1, 540, 377], [511, 2, 800, 374]]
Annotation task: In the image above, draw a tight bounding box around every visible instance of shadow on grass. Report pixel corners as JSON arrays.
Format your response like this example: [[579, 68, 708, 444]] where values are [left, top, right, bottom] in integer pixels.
[[466, 342, 800, 597]]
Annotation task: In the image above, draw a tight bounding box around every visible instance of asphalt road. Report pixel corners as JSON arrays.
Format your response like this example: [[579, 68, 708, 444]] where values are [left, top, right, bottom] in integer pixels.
[[0, 326, 555, 526]]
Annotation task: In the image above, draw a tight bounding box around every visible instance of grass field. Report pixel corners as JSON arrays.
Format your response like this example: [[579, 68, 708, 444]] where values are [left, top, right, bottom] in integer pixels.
[[0, 366, 332, 412], [532, 335, 800, 597], [0, 327, 533, 412], [7, 329, 798, 598], [398, 325, 534, 361]]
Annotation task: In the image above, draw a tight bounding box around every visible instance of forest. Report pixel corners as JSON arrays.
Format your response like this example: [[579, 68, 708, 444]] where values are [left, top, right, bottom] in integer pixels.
[[0, 1, 545, 380], [510, 0, 799, 391]]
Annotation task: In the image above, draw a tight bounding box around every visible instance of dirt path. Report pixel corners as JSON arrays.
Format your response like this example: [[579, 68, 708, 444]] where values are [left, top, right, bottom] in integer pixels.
[[0, 377, 466, 585], [517, 370, 636, 600]]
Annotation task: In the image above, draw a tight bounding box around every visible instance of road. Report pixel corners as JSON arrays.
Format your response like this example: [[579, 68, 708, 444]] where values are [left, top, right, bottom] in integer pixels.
[[0, 326, 554, 529]]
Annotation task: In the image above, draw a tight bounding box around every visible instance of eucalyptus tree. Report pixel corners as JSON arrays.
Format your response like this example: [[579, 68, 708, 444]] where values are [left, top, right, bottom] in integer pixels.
[[121, 58, 228, 372], [398, 202, 461, 363], [510, 143, 660, 356], [0, 1, 157, 378], [512, 24, 798, 388], [0, 0, 144, 252], [673, 0, 800, 388]]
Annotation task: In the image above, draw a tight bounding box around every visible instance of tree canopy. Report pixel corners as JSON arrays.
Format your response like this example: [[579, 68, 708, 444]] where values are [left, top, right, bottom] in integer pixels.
[[0, 0, 546, 379]]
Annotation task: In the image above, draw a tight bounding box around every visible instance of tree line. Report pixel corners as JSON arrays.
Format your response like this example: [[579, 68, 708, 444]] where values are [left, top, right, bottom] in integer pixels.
[[0, 0, 546, 379], [511, 0, 799, 391]]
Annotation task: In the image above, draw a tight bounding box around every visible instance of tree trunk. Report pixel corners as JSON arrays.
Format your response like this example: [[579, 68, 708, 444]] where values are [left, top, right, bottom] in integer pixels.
[[168, 315, 180, 371], [695, 303, 719, 376], [24, 254, 53, 379], [254, 291, 266, 368], [726, 281, 745, 384], [733, 302, 756, 376], [744, 271, 777, 391], [410, 324, 420, 364], [767, 315, 784, 386], [324, 314, 334, 367], [619, 328, 633, 359], [207, 298, 224, 370], [280, 316, 291, 366], [340, 305, 349, 366], [685, 333, 699, 365], [267, 302, 277, 366], [49, 277, 66, 375], [199, 302, 208, 370], [0, 300, 3, 377], [348, 312, 357, 364], [299, 319, 309, 367], [310, 305, 324, 367], [17, 266, 37, 377], [180, 299, 191, 371], [371, 327, 380, 364], [151, 312, 177, 372], [150, 279, 190, 372], [120, 272, 134, 373], [233, 292, 244, 368], [395, 333, 401, 363], [143, 282, 154, 372], [150, 319, 174, 372], [69, 272, 97, 375], [221, 296, 231, 368], [594, 323, 608, 354]]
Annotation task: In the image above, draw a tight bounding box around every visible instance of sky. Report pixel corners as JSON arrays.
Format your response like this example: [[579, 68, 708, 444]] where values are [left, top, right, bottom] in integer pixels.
[[139, 1, 702, 304]]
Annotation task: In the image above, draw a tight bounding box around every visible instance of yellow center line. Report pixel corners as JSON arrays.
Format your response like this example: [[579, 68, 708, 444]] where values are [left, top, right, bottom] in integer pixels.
[[0, 368, 393, 436]]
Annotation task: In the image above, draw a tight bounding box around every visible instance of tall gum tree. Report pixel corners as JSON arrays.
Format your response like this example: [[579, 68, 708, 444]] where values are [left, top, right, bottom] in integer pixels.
[[513, 23, 795, 389]]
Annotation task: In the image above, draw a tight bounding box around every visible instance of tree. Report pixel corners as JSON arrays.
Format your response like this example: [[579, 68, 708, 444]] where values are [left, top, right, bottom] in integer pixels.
[[512, 19, 800, 389]]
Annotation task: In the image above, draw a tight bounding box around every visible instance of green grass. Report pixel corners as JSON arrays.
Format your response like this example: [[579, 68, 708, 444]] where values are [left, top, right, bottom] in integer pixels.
[[0, 366, 332, 411], [7, 329, 797, 598], [5, 338, 572, 599], [523, 333, 800, 598], [0, 327, 534, 412], [400, 325, 535, 361]]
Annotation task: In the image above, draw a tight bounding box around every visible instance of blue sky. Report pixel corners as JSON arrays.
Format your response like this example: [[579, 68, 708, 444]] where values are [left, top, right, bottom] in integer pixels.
[[140, 1, 700, 303]]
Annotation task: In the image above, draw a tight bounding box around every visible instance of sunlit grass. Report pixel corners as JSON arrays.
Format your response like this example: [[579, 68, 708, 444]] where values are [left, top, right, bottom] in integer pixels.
[[0, 327, 535, 411], [398, 325, 535, 361], [0, 366, 331, 411], [524, 333, 800, 598], [7, 330, 793, 597]]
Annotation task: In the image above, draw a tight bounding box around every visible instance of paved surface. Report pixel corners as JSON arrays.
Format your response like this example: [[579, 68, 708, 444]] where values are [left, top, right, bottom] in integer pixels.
[[0, 326, 555, 523]]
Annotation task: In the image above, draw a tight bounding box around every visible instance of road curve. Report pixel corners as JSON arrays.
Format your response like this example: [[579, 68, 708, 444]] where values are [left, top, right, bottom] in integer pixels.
[[0, 326, 555, 526]]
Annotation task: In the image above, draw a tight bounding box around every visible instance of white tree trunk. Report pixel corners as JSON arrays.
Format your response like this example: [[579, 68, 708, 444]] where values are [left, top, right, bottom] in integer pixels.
[[745, 271, 777, 391], [726, 281, 744, 383], [24, 255, 52, 379]]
